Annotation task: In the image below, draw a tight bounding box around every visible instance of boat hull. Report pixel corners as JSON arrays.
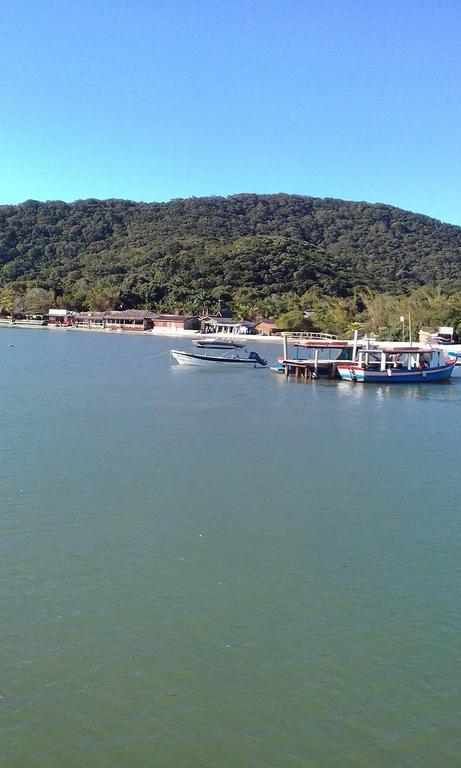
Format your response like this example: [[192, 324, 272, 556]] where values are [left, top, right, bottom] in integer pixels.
[[337, 362, 455, 383], [171, 350, 266, 367]]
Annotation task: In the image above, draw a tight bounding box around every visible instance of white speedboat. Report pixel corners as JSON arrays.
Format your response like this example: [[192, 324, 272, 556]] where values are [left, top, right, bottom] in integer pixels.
[[171, 349, 267, 367], [193, 338, 247, 349]]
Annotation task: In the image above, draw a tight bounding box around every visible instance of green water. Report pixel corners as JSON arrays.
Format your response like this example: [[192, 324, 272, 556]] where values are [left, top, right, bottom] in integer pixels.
[[2, 329, 461, 767]]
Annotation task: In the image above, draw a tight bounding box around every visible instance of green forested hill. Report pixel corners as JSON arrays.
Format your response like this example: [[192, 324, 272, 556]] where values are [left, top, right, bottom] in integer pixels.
[[0, 194, 460, 313]]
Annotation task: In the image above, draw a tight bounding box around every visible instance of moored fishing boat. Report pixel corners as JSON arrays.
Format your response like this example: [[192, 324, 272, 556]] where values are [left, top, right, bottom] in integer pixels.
[[170, 349, 267, 367], [337, 347, 455, 383]]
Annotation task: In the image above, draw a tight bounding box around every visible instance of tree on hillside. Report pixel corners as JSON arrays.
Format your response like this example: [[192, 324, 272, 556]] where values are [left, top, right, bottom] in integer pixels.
[[55, 292, 88, 311], [12, 294, 26, 317], [192, 290, 213, 316], [0, 286, 17, 314], [24, 287, 54, 314], [276, 310, 313, 331], [87, 287, 121, 311], [359, 291, 400, 335]]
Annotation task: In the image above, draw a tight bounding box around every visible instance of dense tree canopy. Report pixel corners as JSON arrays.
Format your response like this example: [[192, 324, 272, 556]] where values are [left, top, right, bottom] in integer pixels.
[[0, 194, 460, 332]]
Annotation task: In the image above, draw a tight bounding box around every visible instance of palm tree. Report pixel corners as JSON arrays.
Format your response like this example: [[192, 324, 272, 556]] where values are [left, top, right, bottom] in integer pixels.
[[193, 290, 213, 317]]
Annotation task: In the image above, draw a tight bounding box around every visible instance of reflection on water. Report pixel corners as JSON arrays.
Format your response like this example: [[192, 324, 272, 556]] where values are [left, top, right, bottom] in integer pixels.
[[1, 329, 461, 768], [335, 374, 461, 404]]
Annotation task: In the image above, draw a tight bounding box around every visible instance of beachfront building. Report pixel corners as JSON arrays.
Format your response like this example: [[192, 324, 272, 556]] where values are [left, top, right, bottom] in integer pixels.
[[104, 310, 157, 331], [48, 308, 70, 325], [200, 315, 256, 335], [254, 318, 279, 336], [73, 312, 106, 329], [153, 314, 200, 332], [48, 309, 199, 332]]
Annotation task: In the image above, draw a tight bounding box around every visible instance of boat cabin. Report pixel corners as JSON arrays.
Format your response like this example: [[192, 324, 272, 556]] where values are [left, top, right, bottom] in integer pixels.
[[356, 346, 446, 371], [293, 340, 359, 360]]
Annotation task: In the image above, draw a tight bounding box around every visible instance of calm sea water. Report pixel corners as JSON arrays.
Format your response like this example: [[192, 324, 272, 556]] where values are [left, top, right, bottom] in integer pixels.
[[1, 328, 461, 768]]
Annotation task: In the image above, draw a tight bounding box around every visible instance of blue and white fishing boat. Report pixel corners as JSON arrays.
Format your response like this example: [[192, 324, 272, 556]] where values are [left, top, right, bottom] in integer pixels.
[[337, 346, 455, 383]]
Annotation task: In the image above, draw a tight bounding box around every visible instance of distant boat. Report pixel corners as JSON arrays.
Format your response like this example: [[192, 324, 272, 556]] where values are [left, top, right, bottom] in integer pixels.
[[337, 347, 455, 383], [421, 328, 461, 365], [171, 349, 267, 367], [193, 338, 247, 349], [440, 344, 461, 365]]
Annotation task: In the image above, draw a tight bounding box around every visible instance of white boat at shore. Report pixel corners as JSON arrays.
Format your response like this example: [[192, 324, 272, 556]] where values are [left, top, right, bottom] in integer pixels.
[[171, 349, 267, 367], [193, 338, 247, 349]]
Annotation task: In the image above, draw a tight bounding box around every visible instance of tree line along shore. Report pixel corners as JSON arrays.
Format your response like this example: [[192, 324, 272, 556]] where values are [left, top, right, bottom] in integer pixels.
[[1, 285, 461, 341]]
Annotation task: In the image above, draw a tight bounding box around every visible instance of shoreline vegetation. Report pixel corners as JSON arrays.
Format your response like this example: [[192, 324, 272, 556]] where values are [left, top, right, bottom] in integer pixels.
[[1, 194, 461, 339], [1, 286, 461, 341]]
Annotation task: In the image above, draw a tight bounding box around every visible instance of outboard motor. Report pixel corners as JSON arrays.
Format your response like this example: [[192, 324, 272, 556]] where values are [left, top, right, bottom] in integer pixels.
[[249, 351, 267, 367]]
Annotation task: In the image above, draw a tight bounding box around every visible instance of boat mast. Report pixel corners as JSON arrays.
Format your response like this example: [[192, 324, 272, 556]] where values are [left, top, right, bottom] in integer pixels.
[[283, 333, 288, 360], [352, 329, 358, 362]]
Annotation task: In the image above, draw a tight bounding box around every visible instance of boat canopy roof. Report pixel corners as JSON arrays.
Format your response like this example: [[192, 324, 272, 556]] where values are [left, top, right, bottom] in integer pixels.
[[293, 341, 438, 354], [365, 346, 430, 354]]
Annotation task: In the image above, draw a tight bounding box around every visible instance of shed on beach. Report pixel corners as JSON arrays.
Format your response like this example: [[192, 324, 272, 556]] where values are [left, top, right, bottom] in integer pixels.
[[153, 314, 199, 331], [254, 318, 279, 336]]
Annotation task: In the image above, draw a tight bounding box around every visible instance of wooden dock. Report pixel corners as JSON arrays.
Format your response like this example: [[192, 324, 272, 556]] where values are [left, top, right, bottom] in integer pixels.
[[278, 333, 359, 381], [281, 358, 341, 379]]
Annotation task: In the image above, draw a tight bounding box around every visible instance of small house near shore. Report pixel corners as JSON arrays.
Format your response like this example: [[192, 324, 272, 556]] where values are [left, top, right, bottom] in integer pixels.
[[48, 308, 70, 325], [200, 315, 256, 335], [153, 314, 200, 331], [254, 318, 279, 336]]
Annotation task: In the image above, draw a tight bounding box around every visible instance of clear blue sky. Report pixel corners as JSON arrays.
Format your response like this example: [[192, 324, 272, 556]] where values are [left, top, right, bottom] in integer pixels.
[[1, 0, 460, 224]]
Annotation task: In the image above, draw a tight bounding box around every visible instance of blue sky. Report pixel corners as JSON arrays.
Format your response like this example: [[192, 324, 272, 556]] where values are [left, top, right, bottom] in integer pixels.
[[1, 0, 460, 224]]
